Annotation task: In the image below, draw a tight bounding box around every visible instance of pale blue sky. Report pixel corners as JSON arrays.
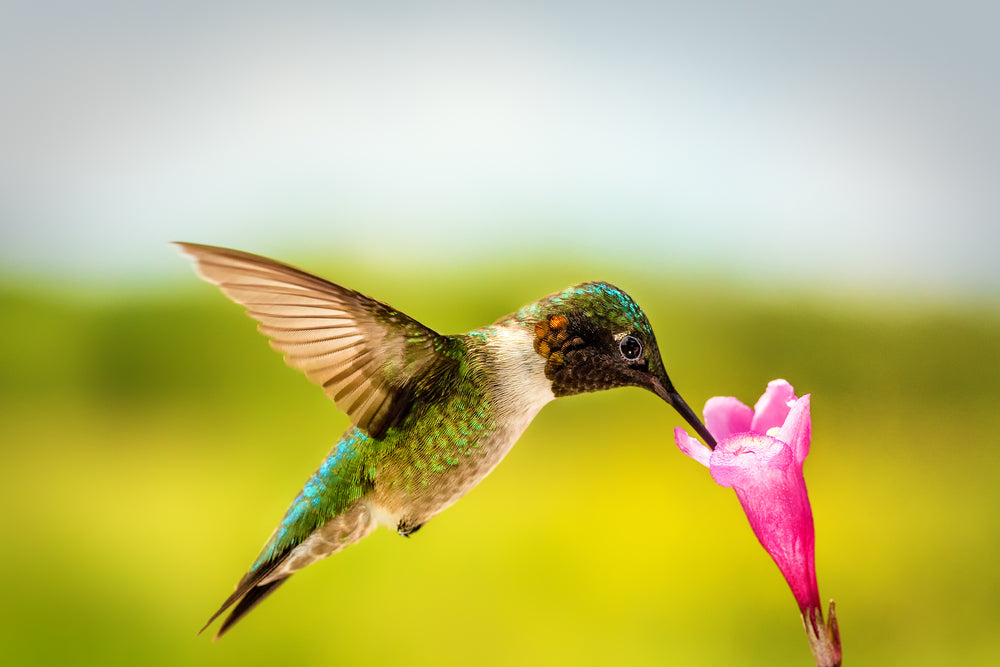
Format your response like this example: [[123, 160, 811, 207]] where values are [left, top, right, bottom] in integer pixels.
[[2, 1, 997, 296]]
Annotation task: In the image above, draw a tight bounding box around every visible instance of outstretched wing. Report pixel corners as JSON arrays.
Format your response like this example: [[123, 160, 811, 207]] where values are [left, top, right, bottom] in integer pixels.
[[177, 242, 444, 438]]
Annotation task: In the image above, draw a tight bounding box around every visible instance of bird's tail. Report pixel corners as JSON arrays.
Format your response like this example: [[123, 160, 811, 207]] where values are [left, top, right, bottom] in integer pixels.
[[200, 576, 290, 640]]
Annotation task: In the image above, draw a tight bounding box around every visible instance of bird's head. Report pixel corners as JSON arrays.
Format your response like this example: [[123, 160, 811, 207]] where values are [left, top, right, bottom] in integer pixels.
[[501, 282, 716, 449]]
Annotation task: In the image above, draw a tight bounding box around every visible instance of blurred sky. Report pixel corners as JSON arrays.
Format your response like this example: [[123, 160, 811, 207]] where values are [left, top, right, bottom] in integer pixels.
[[1, 1, 998, 296]]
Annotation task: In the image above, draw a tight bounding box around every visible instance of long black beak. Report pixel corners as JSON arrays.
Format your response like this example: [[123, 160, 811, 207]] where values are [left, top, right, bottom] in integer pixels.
[[652, 378, 717, 450]]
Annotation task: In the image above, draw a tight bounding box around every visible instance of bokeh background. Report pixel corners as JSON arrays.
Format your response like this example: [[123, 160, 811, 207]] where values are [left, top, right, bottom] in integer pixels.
[[2, 2, 998, 665]]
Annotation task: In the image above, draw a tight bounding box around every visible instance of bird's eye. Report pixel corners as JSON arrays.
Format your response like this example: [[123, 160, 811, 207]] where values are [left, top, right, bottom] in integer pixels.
[[619, 335, 643, 361]]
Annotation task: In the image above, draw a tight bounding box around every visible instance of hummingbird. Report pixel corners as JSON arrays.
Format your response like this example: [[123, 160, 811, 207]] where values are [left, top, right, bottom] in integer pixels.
[[178, 243, 716, 639]]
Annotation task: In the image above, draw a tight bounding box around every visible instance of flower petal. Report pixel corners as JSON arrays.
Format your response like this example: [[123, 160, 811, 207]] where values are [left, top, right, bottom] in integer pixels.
[[751, 379, 797, 433], [708, 433, 793, 489], [703, 396, 753, 441], [774, 395, 812, 465], [709, 432, 819, 617], [674, 427, 711, 467]]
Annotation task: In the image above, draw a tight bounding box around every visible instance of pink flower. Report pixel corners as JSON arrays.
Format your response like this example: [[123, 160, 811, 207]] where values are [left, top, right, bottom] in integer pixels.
[[675, 380, 841, 667]]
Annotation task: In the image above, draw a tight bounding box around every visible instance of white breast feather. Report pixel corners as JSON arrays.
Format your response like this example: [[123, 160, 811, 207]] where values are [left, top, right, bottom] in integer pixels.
[[484, 324, 555, 427]]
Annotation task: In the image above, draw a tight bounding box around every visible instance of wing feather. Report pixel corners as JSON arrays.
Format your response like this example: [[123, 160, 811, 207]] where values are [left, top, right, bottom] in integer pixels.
[[177, 242, 447, 438]]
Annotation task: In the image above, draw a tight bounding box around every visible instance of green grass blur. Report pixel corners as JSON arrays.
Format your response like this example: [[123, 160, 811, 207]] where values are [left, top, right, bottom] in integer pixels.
[[1, 257, 998, 666]]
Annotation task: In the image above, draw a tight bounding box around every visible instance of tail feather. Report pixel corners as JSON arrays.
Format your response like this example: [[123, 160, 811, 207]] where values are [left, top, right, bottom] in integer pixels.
[[199, 556, 289, 638], [212, 578, 290, 639], [199, 588, 244, 636]]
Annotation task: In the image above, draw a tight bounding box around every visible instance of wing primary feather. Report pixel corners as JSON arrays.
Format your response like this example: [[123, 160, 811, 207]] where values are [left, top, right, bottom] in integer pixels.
[[280, 339, 363, 360], [260, 325, 358, 337], [217, 282, 343, 299], [321, 350, 376, 389], [332, 363, 379, 403], [176, 242, 449, 436]]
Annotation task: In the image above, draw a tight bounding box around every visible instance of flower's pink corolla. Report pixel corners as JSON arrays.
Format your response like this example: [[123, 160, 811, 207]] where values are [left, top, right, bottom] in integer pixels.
[[675, 379, 840, 667]]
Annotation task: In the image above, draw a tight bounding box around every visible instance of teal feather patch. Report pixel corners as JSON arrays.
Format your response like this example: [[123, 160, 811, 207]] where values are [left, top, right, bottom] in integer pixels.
[[252, 428, 373, 570]]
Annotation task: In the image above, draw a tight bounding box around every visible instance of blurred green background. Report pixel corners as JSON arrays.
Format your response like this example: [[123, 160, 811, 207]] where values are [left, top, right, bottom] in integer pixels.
[[3, 2, 999, 665], [1, 259, 997, 665]]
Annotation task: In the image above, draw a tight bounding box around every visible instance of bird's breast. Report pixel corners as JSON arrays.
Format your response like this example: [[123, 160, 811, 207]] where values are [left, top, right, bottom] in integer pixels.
[[372, 324, 553, 529]]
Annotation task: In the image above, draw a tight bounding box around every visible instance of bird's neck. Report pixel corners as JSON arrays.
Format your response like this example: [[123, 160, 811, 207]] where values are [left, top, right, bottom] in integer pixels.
[[470, 323, 555, 429]]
